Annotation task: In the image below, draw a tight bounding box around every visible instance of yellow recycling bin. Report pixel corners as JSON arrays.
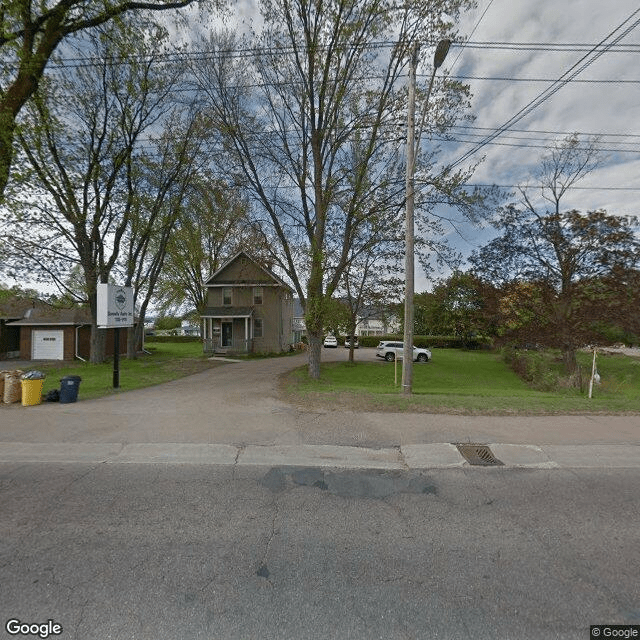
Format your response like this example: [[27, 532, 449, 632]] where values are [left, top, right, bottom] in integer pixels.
[[21, 378, 45, 406]]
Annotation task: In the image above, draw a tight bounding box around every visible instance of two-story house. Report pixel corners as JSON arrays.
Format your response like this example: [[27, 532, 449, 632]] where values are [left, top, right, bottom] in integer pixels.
[[201, 252, 294, 354]]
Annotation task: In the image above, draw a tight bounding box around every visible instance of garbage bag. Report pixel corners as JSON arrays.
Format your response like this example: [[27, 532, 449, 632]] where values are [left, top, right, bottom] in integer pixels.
[[3, 370, 23, 404], [45, 389, 60, 402], [22, 370, 46, 380]]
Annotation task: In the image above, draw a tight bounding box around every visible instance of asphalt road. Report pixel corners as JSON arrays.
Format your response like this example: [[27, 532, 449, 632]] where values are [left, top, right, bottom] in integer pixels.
[[1, 463, 638, 640], [1, 348, 639, 639]]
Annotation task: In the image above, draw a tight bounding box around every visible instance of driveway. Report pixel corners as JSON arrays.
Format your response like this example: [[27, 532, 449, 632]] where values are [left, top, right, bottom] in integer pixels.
[[0, 347, 639, 448]]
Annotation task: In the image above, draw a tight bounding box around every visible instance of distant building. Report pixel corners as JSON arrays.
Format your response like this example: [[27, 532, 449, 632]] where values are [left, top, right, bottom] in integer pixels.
[[355, 308, 400, 336], [180, 319, 200, 337], [291, 298, 399, 340]]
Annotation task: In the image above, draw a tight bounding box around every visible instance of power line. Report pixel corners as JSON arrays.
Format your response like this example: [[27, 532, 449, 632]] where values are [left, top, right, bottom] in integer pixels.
[[460, 41, 640, 52], [459, 184, 640, 192], [446, 7, 640, 172], [430, 136, 640, 154], [16, 37, 640, 71], [448, 0, 496, 72], [450, 124, 640, 139], [445, 75, 640, 84]]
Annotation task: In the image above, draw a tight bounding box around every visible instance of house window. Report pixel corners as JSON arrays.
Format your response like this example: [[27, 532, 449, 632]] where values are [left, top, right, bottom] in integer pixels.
[[253, 287, 263, 305], [254, 318, 263, 338], [223, 288, 232, 306]]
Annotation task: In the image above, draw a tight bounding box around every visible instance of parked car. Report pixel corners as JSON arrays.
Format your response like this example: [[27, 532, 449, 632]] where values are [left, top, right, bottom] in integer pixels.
[[376, 341, 431, 362], [323, 335, 338, 348], [344, 335, 359, 349]]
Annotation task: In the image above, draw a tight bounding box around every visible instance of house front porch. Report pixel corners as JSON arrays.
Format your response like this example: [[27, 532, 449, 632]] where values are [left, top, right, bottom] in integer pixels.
[[201, 308, 254, 355]]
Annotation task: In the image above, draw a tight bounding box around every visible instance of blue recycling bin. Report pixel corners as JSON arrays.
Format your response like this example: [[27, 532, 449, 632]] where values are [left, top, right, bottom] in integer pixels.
[[59, 375, 82, 404]]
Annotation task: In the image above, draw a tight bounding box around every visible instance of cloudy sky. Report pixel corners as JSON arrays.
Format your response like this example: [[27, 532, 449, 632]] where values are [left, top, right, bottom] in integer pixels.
[[456, 0, 639, 200], [210, 0, 640, 287], [400, 0, 640, 287], [8, 0, 640, 297]]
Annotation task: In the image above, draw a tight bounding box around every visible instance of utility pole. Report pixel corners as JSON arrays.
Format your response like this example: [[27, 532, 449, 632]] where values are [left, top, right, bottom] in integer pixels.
[[401, 43, 418, 396], [402, 39, 451, 396]]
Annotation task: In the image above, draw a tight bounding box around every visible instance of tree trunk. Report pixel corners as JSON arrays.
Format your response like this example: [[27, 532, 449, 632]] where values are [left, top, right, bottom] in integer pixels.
[[127, 322, 145, 359], [562, 347, 578, 376], [0, 112, 15, 199], [307, 332, 322, 380], [347, 321, 357, 363], [90, 325, 107, 364]]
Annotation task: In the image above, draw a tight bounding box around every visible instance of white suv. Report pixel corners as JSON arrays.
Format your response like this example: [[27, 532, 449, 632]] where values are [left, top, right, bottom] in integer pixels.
[[376, 341, 431, 362]]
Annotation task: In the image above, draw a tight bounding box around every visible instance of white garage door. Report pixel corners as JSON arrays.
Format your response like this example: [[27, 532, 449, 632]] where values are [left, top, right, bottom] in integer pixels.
[[32, 330, 64, 360]]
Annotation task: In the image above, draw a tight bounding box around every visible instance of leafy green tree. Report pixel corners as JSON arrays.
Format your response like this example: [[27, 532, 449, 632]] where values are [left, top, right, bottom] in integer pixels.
[[415, 271, 494, 341], [154, 315, 182, 330], [471, 209, 640, 371]]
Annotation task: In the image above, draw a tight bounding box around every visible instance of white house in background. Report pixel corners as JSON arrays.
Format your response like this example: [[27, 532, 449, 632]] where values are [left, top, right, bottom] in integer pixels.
[[180, 320, 200, 337], [291, 299, 400, 339], [355, 308, 400, 337]]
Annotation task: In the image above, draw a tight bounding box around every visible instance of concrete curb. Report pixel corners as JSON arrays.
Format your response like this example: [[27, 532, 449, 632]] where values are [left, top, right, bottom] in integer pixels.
[[0, 442, 638, 469]]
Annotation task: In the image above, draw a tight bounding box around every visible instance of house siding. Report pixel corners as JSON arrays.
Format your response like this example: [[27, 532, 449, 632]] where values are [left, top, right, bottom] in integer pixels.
[[203, 253, 294, 354], [20, 326, 75, 360], [19, 325, 141, 361]]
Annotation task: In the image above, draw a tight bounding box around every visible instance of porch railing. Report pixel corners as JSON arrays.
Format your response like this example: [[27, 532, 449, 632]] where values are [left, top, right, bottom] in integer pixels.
[[203, 338, 253, 354]]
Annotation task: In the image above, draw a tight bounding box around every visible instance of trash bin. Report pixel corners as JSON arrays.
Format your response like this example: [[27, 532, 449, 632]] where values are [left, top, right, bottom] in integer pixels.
[[21, 371, 46, 407], [21, 379, 45, 406], [59, 375, 82, 404]]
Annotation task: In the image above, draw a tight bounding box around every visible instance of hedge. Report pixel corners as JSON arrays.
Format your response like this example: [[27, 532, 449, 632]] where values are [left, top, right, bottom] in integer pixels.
[[357, 334, 493, 349], [145, 335, 201, 343]]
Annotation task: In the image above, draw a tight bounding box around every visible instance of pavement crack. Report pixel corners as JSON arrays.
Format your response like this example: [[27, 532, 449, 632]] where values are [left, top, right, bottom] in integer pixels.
[[256, 498, 279, 587], [232, 446, 245, 480]]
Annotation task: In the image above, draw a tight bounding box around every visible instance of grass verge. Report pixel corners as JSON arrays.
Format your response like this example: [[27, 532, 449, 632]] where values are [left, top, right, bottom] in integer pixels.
[[15, 342, 223, 401], [281, 348, 640, 415]]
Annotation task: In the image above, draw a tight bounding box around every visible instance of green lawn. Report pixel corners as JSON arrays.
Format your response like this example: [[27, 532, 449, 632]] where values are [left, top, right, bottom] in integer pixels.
[[284, 349, 640, 414], [23, 341, 223, 401]]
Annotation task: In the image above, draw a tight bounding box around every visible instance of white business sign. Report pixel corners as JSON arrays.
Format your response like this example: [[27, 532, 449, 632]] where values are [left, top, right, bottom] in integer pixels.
[[96, 284, 134, 329]]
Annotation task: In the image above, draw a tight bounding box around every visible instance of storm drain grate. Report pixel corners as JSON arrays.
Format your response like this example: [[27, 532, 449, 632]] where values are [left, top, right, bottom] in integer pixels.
[[455, 443, 504, 466]]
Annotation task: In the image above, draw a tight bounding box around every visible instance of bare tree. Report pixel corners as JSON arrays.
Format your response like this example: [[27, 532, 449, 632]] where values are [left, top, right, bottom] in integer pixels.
[[193, 0, 483, 379], [120, 114, 207, 358], [1, 22, 199, 362], [153, 175, 268, 322], [0, 0, 219, 198]]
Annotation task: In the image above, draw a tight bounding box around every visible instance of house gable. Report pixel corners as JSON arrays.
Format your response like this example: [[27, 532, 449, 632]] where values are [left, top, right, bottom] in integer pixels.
[[205, 252, 290, 289]]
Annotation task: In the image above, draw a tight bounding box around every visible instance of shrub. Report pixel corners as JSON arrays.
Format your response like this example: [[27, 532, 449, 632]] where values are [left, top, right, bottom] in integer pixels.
[[145, 335, 201, 343], [502, 346, 580, 391], [357, 334, 493, 349]]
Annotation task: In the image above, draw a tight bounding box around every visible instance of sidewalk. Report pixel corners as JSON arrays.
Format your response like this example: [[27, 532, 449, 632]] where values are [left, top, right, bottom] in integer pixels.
[[1, 351, 639, 469], [0, 441, 638, 469]]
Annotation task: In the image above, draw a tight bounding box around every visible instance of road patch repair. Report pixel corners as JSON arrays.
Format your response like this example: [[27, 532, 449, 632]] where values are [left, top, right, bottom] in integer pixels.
[[0, 442, 638, 469]]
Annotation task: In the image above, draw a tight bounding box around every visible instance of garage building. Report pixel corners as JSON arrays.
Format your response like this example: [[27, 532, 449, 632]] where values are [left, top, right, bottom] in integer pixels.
[[7, 307, 142, 361]]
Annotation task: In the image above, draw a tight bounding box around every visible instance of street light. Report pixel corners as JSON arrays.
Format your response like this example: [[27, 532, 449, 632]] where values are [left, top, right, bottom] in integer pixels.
[[402, 38, 450, 396]]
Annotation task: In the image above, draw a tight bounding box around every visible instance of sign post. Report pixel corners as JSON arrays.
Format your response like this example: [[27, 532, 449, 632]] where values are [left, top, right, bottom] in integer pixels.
[[96, 284, 134, 389]]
